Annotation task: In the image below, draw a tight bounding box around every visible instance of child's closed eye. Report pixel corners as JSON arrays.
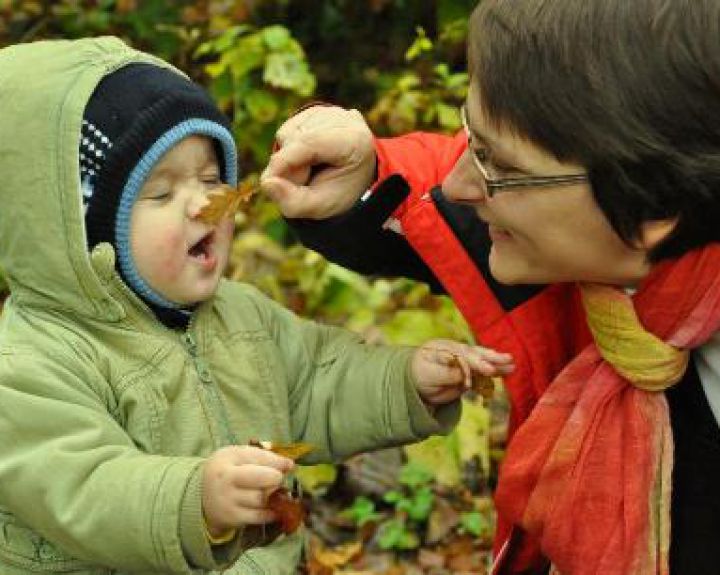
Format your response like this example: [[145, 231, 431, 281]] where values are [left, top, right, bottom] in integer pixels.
[[201, 173, 221, 187], [145, 190, 171, 201]]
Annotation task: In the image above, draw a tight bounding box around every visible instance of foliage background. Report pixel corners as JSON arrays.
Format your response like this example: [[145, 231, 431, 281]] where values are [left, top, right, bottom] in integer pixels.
[[0, 2, 506, 572]]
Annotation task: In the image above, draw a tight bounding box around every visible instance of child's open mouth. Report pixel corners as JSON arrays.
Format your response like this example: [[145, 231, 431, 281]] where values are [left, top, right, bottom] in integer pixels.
[[188, 231, 217, 270]]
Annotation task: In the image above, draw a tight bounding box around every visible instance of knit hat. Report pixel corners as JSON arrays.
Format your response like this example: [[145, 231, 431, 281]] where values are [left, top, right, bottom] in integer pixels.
[[80, 63, 238, 310]]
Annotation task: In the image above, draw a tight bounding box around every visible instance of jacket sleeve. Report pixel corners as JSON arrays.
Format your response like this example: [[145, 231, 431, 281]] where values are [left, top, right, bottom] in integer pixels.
[[0, 349, 222, 574], [287, 131, 467, 294], [244, 285, 461, 463]]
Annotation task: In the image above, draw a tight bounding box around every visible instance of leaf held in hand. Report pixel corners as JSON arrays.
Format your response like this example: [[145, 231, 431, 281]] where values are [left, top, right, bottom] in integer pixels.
[[247, 439, 315, 461], [246, 439, 315, 534], [446, 352, 495, 399], [268, 487, 305, 534], [268, 442, 314, 460], [196, 182, 256, 224]]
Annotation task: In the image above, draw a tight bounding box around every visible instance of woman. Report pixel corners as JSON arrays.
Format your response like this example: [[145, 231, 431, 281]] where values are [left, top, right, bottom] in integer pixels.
[[261, 1, 720, 573]]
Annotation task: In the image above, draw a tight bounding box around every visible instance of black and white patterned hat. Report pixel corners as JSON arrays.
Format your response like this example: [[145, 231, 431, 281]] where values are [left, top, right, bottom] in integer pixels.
[[79, 118, 113, 211]]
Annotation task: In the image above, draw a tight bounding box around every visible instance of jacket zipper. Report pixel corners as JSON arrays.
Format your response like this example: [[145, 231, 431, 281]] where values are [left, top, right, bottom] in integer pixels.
[[181, 331, 237, 446]]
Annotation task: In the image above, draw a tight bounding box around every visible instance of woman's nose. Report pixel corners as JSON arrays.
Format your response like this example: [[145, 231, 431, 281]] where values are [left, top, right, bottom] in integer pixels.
[[441, 152, 488, 205]]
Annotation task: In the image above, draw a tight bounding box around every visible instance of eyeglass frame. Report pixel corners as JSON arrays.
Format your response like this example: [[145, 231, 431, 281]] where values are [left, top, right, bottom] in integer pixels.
[[460, 104, 589, 197]]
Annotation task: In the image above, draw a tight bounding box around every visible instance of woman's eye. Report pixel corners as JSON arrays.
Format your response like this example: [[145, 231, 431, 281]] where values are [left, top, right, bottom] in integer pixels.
[[493, 161, 521, 177], [474, 147, 489, 163]]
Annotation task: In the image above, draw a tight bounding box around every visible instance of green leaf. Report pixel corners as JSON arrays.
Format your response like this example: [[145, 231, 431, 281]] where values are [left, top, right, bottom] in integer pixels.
[[215, 25, 250, 52], [263, 53, 316, 96], [194, 25, 248, 58], [378, 518, 420, 550], [262, 25, 291, 50], [341, 496, 382, 526], [405, 27, 433, 61], [405, 486, 434, 522], [436, 102, 460, 130], [382, 310, 441, 345], [399, 461, 434, 489], [295, 464, 337, 496], [244, 89, 279, 123], [229, 38, 266, 79], [383, 490, 403, 504], [459, 510, 491, 536], [457, 396, 491, 472], [405, 435, 461, 487], [207, 72, 234, 110]]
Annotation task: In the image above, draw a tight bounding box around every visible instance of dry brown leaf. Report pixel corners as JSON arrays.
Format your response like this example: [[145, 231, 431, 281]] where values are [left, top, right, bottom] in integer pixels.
[[196, 181, 256, 224], [246, 439, 315, 534], [307, 536, 364, 575], [248, 439, 315, 461], [315, 540, 363, 569], [446, 352, 495, 399], [268, 487, 305, 534], [418, 548, 446, 569], [268, 442, 315, 461]]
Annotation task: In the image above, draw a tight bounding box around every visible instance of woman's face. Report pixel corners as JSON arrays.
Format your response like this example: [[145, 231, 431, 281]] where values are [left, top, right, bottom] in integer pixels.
[[442, 86, 655, 287]]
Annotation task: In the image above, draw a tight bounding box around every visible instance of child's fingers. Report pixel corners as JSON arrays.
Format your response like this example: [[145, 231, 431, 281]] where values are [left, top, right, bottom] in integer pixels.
[[226, 444, 295, 472], [425, 347, 472, 389], [233, 507, 278, 526], [423, 386, 465, 405], [233, 488, 273, 510], [230, 464, 287, 490], [427, 343, 514, 382], [460, 345, 515, 376], [475, 346, 514, 364]]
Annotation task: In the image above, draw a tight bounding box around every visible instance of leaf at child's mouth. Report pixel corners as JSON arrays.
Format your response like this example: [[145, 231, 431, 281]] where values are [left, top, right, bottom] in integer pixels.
[[196, 181, 256, 224]]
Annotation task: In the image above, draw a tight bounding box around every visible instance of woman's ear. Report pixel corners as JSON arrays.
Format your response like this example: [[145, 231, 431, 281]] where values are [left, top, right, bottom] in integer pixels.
[[636, 218, 678, 250]]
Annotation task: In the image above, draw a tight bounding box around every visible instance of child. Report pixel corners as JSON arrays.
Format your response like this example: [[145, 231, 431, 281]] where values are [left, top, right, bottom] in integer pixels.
[[0, 38, 513, 574]]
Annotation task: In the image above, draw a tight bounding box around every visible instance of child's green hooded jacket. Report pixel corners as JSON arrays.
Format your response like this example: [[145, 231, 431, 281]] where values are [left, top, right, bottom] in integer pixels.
[[0, 37, 458, 574]]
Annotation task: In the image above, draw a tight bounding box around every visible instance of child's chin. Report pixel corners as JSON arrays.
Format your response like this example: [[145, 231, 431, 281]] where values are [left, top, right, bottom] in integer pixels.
[[167, 283, 220, 307]]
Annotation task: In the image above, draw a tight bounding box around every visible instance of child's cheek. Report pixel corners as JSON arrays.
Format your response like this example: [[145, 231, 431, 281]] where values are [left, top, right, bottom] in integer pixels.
[[152, 228, 187, 281], [218, 219, 234, 245]]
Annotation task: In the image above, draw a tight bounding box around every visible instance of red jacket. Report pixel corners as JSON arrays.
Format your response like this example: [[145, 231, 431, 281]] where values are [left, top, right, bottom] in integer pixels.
[[375, 132, 591, 430], [292, 131, 591, 571], [374, 133, 595, 571]]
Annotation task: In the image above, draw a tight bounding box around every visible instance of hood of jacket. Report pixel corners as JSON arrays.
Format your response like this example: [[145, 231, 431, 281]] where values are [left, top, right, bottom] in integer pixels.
[[0, 37, 181, 321]]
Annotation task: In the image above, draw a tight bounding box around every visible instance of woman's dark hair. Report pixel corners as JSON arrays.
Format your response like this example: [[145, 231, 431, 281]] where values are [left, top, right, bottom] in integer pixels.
[[469, 0, 720, 261]]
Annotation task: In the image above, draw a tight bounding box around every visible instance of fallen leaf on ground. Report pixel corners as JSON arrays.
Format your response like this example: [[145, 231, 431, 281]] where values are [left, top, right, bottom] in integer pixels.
[[307, 536, 363, 575]]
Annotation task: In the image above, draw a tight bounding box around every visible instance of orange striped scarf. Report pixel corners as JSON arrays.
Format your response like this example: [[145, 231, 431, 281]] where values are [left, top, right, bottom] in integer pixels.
[[494, 245, 720, 574]]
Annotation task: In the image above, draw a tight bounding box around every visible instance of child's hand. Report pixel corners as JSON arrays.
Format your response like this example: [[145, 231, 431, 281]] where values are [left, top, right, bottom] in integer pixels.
[[411, 339, 515, 406], [202, 445, 294, 538]]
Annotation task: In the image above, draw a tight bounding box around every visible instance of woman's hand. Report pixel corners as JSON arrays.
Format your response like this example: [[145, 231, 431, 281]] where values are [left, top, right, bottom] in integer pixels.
[[261, 105, 376, 219]]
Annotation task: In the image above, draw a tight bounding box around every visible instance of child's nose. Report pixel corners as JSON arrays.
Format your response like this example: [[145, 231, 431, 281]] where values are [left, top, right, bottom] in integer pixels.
[[186, 186, 210, 220]]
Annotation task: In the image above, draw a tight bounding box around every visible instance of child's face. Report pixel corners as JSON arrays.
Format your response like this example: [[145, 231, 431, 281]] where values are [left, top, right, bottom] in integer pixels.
[[130, 135, 234, 306]]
